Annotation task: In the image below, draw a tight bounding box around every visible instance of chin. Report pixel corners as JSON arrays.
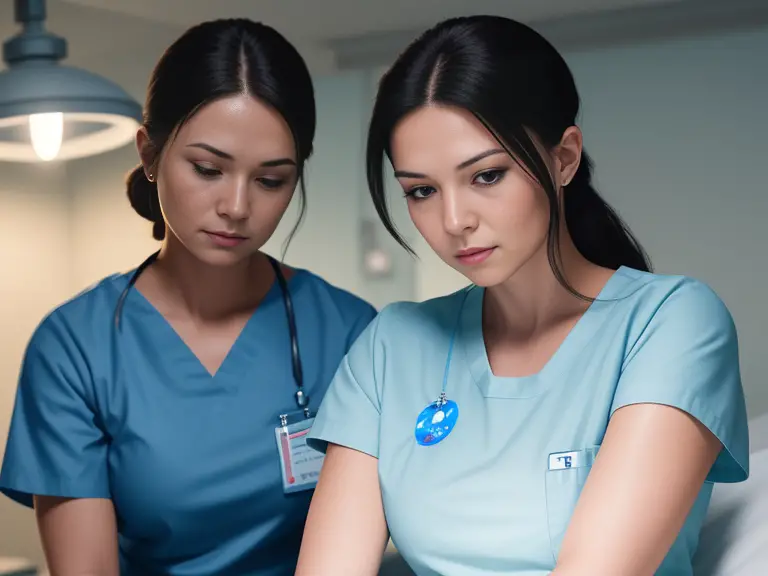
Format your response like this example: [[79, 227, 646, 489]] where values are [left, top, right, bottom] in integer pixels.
[[192, 246, 254, 268], [451, 253, 534, 288], [451, 264, 510, 288]]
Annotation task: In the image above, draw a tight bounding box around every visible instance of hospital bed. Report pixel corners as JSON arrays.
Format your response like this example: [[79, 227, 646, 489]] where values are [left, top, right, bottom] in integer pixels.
[[692, 411, 768, 576]]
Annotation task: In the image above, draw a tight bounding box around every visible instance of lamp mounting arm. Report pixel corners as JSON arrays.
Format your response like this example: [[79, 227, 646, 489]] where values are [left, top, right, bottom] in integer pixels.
[[4, 0, 67, 67]]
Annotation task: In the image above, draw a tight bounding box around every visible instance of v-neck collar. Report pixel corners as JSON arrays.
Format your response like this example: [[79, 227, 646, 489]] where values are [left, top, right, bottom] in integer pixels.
[[459, 268, 636, 399], [124, 271, 302, 384]]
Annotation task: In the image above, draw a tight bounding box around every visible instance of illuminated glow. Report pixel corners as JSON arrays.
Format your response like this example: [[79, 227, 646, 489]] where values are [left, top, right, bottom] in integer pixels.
[[29, 112, 64, 161], [0, 112, 139, 163]]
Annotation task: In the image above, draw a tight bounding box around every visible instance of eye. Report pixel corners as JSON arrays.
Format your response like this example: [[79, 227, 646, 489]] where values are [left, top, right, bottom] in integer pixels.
[[473, 168, 507, 186], [192, 163, 221, 178], [405, 186, 436, 200], [258, 177, 285, 190]]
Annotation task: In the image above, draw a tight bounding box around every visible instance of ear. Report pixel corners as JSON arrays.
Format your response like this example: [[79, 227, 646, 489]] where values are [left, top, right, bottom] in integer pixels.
[[554, 126, 583, 188], [135, 127, 158, 180]]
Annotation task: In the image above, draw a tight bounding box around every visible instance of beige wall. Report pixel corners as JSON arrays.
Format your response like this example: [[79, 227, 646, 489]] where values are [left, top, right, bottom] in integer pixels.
[[0, 162, 71, 563]]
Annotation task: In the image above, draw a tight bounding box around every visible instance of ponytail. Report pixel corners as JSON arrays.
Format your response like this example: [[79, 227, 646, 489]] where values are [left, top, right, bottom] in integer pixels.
[[125, 165, 166, 241], [563, 149, 651, 272]]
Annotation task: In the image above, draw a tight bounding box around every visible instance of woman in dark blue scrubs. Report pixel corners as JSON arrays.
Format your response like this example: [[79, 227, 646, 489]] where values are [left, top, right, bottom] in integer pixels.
[[0, 18, 375, 575]]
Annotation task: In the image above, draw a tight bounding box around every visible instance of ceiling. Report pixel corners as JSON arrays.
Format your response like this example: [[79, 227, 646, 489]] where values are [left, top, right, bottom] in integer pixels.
[[56, 0, 683, 70], [60, 0, 679, 39], [2, 0, 766, 87], [51, 0, 768, 71]]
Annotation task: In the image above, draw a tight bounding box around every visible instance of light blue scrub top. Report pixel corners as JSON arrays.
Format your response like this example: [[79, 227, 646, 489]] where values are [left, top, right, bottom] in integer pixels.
[[308, 267, 750, 576], [0, 266, 376, 575]]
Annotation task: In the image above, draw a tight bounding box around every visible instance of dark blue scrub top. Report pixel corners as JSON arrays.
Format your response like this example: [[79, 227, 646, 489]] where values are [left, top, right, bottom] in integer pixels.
[[0, 267, 376, 575]]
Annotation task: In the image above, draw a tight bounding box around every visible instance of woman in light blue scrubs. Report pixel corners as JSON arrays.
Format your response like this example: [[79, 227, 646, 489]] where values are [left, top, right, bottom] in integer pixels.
[[0, 19, 375, 576], [297, 15, 749, 576]]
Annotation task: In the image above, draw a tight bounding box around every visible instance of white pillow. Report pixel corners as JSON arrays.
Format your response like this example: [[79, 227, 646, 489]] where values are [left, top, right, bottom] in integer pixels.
[[693, 446, 768, 575]]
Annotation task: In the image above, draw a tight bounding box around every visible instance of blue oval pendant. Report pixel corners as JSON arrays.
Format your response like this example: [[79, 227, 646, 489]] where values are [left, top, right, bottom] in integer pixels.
[[414, 399, 459, 446]]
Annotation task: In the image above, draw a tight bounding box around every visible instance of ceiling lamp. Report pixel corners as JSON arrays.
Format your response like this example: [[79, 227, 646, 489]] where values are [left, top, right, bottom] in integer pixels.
[[0, 0, 142, 163]]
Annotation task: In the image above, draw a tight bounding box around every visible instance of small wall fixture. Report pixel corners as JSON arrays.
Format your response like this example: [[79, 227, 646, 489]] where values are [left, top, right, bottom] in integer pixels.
[[0, 0, 142, 163], [360, 218, 393, 278]]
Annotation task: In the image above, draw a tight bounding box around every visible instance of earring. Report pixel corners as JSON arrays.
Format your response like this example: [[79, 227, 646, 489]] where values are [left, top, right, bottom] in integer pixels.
[[147, 173, 154, 182]]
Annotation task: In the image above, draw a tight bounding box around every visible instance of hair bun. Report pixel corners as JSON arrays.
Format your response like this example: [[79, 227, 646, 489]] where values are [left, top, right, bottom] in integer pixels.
[[126, 165, 156, 222], [126, 165, 166, 240]]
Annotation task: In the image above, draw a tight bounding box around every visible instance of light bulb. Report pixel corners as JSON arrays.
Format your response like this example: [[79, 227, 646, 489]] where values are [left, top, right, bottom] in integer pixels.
[[29, 112, 64, 161]]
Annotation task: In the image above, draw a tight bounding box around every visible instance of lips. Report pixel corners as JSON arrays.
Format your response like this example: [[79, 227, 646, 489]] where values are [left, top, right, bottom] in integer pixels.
[[455, 246, 496, 265], [456, 247, 492, 257], [208, 231, 246, 239], [204, 230, 248, 248]]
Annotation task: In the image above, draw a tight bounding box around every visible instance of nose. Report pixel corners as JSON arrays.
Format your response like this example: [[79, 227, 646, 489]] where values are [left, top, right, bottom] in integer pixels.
[[217, 177, 250, 221], [442, 187, 478, 236]]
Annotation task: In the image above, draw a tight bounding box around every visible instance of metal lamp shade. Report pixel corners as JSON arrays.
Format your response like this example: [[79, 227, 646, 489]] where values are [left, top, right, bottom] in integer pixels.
[[0, 0, 142, 163], [0, 62, 142, 162]]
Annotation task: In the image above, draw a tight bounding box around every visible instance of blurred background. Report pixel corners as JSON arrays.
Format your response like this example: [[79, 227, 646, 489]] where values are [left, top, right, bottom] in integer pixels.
[[0, 0, 766, 572]]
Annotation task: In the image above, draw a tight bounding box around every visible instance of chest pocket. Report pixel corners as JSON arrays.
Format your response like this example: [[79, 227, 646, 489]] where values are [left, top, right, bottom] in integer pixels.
[[544, 445, 600, 563]]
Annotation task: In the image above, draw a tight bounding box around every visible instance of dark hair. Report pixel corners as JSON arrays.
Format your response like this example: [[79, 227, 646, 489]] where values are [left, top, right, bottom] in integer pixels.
[[367, 16, 651, 297], [126, 18, 316, 252]]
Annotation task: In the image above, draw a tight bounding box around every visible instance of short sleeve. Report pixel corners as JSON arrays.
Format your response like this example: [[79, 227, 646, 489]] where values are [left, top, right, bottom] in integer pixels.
[[611, 279, 749, 483], [0, 311, 111, 507], [307, 308, 385, 458]]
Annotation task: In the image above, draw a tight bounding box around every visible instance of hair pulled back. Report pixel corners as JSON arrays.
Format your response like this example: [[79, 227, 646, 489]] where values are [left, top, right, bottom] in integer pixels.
[[126, 18, 316, 244], [367, 16, 651, 296]]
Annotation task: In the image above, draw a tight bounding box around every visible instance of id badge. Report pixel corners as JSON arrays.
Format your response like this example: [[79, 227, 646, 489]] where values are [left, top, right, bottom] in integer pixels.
[[274, 411, 325, 494], [547, 446, 599, 470]]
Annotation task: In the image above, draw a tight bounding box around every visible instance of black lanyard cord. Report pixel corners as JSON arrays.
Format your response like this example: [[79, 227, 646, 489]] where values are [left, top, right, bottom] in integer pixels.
[[267, 256, 307, 409], [114, 250, 159, 329]]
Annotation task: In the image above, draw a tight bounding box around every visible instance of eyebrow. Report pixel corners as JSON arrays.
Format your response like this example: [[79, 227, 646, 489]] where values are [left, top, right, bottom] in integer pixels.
[[394, 148, 506, 179], [187, 142, 296, 167]]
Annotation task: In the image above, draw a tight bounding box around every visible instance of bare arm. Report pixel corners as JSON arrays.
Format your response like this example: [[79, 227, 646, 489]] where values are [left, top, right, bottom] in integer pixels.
[[35, 496, 119, 576], [296, 444, 389, 576], [551, 403, 722, 576]]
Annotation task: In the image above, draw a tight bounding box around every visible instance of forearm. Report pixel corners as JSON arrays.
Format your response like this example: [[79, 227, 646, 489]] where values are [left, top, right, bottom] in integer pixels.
[[549, 405, 722, 576], [296, 444, 388, 575], [35, 496, 120, 576]]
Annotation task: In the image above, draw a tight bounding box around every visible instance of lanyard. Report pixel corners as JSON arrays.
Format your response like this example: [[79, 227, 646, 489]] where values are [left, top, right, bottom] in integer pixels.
[[414, 285, 473, 446], [114, 252, 307, 412], [266, 255, 308, 412]]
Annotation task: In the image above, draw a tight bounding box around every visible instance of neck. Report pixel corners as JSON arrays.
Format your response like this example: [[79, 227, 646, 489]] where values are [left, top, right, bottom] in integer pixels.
[[483, 233, 611, 340], [152, 235, 273, 322]]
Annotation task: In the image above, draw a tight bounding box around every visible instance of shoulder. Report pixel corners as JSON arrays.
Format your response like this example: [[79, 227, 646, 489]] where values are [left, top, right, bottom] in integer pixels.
[[27, 272, 132, 356], [17, 272, 134, 403], [371, 286, 474, 343], [610, 268, 747, 482], [613, 267, 735, 337], [289, 269, 377, 333]]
